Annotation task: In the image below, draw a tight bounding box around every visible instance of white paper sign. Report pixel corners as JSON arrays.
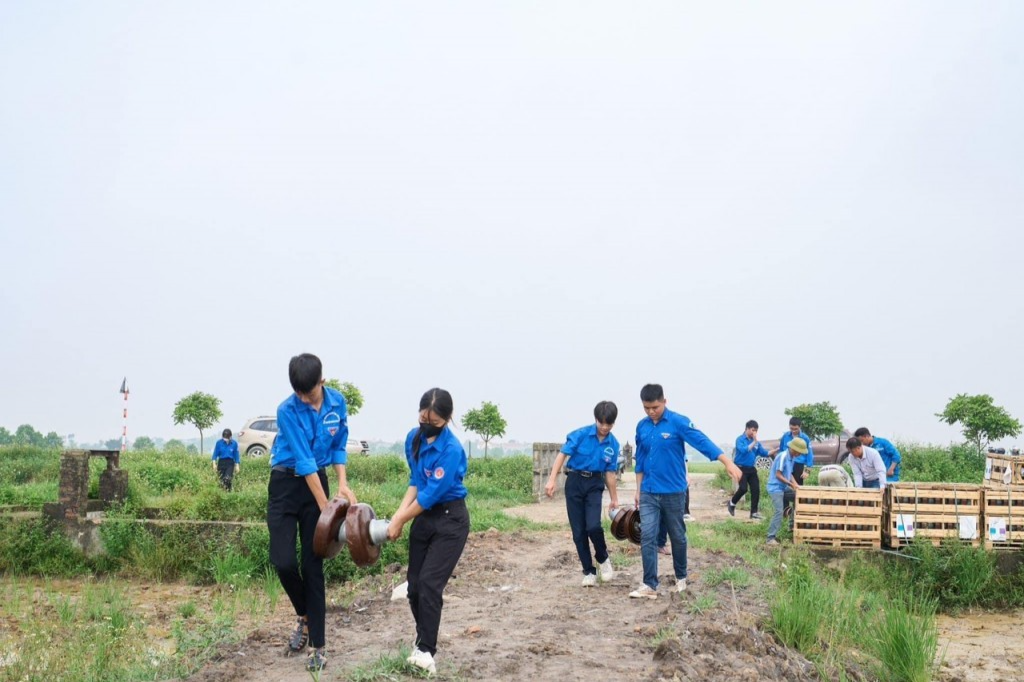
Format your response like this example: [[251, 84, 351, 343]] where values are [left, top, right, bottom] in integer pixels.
[[985, 458, 992, 480], [895, 514, 915, 538], [1003, 467, 1013, 485], [958, 516, 978, 540], [988, 517, 1008, 542]]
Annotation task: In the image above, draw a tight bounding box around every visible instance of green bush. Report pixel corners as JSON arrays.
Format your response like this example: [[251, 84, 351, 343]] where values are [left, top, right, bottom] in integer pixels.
[[899, 443, 985, 483], [0, 518, 92, 576]]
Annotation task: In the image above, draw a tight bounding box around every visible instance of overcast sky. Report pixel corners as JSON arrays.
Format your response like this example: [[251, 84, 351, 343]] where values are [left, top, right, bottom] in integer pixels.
[[1, 2, 1022, 450]]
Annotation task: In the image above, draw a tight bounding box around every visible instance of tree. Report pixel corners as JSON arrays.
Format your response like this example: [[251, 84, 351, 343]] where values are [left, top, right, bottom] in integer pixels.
[[13, 424, 43, 447], [324, 379, 364, 416], [784, 402, 843, 441], [461, 401, 507, 459], [43, 431, 64, 449], [172, 391, 223, 455], [132, 436, 156, 451], [936, 393, 1022, 454], [104, 438, 122, 451], [164, 439, 186, 451], [0, 427, 12, 445]]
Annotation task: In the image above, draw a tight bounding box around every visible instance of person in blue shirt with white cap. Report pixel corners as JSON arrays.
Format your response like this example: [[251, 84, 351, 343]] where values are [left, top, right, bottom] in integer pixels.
[[545, 401, 621, 587], [267, 353, 358, 673], [629, 384, 741, 600], [387, 388, 469, 676]]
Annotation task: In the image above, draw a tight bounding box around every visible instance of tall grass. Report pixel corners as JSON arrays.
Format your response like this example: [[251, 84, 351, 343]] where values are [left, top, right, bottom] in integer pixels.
[[870, 593, 940, 682]]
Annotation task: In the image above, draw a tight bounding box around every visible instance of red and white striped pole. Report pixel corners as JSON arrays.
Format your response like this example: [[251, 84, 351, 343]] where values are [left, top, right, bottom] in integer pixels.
[[119, 377, 129, 452]]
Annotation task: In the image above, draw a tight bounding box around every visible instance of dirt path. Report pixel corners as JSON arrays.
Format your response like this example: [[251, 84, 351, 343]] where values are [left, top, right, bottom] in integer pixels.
[[185, 473, 817, 681], [182, 473, 1018, 681]]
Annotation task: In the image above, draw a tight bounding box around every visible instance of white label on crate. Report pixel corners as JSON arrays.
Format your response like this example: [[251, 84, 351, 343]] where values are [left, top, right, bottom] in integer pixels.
[[895, 514, 915, 538], [988, 517, 1008, 542], [1003, 467, 1013, 485], [985, 458, 992, 480], [958, 516, 978, 540]]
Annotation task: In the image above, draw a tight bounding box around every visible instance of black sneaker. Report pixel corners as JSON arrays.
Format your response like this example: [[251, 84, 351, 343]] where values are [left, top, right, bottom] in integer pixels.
[[306, 647, 327, 672], [727, 502, 736, 517], [288, 617, 309, 652]]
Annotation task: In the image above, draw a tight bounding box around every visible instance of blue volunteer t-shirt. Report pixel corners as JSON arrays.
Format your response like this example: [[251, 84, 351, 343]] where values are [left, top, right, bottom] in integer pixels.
[[405, 426, 468, 510], [635, 409, 723, 494], [767, 450, 794, 494], [780, 431, 814, 467], [270, 387, 349, 476], [212, 439, 240, 464], [734, 434, 769, 468], [872, 437, 902, 482], [561, 424, 620, 473]]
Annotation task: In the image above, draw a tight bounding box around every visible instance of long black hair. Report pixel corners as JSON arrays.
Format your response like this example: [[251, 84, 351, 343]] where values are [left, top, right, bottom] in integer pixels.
[[412, 388, 454, 460]]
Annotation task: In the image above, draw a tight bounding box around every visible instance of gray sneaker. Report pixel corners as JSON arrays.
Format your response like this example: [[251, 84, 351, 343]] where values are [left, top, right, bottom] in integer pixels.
[[750, 512, 763, 520], [727, 503, 736, 517]]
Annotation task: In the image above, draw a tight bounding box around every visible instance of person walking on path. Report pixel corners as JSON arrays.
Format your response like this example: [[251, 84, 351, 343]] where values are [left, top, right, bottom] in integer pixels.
[[387, 388, 470, 676], [854, 428, 902, 482], [729, 420, 777, 519], [847, 437, 888, 490], [267, 353, 358, 673], [212, 428, 240, 491], [629, 384, 741, 600], [545, 401, 621, 586], [766, 439, 801, 545]]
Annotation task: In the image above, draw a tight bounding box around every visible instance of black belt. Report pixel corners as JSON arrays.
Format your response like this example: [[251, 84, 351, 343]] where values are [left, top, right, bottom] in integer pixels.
[[271, 465, 326, 477], [565, 468, 602, 478], [422, 498, 467, 516]]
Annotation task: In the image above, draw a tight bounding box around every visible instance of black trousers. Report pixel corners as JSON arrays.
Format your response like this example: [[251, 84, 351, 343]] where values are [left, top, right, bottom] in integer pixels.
[[730, 465, 760, 514], [216, 458, 235, 491], [407, 498, 469, 657], [267, 469, 329, 648], [792, 462, 806, 483], [564, 472, 609, 574]]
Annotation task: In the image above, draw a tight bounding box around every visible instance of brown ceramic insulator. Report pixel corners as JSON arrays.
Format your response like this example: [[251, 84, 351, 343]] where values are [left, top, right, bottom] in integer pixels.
[[346, 503, 382, 568], [313, 497, 351, 559]]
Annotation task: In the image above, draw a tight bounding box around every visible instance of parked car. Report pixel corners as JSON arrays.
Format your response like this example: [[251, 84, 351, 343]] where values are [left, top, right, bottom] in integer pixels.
[[237, 416, 369, 457], [753, 431, 853, 470]]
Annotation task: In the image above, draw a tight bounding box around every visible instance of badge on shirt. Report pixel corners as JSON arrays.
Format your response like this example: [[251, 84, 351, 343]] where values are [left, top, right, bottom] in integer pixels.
[[323, 411, 341, 436], [434, 467, 445, 479], [661, 432, 671, 439]]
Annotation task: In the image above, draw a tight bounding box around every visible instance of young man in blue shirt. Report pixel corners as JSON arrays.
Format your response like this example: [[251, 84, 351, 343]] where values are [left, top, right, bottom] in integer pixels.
[[854, 428, 901, 482], [211, 428, 240, 491], [267, 353, 358, 673], [766, 439, 802, 545], [544, 401, 621, 586], [629, 384, 741, 599], [729, 420, 778, 519], [779, 417, 814, 484]]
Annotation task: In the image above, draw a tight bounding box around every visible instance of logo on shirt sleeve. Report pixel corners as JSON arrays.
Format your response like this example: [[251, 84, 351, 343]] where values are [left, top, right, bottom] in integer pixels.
[[434, 467, 445, 479]]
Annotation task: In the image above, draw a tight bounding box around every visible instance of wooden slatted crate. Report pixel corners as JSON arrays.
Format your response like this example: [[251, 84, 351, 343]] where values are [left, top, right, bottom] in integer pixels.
[[884, 483, 983, 548], [794, 486, 883, 549], [985, 454, 1024, 487], [982, 485, 1024, 551]]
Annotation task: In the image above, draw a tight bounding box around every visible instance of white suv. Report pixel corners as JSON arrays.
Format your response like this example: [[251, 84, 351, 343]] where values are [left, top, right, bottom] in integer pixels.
[[237, 416, 369, 457]]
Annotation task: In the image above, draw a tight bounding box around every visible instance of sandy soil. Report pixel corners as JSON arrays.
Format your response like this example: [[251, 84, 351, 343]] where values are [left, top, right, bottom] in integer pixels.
[[180, 473, 1021, 682]]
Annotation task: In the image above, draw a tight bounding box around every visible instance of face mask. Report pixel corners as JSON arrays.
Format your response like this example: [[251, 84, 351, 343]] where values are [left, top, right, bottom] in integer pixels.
[[419, 422, 444, 439]]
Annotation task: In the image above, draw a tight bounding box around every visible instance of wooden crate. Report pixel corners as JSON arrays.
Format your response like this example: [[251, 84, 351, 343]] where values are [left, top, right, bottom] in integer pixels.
[[794, 487, 883, 549], [794, 486, 884, 516], [884, 483, 983, 548], [983, 485, 1024, 551], [794, 514, 882, 549], [985, 454, 1024, 486]]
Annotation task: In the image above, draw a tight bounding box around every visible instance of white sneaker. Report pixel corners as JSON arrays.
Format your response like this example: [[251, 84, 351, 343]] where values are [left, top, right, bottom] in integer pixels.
[[599, 559, 615, 582], [684, 513, 696, 522], [676, 578, 687, 593], [581, 573, 597, 587], [407, 648, 436, 675], [629, 584, 658, 600]]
